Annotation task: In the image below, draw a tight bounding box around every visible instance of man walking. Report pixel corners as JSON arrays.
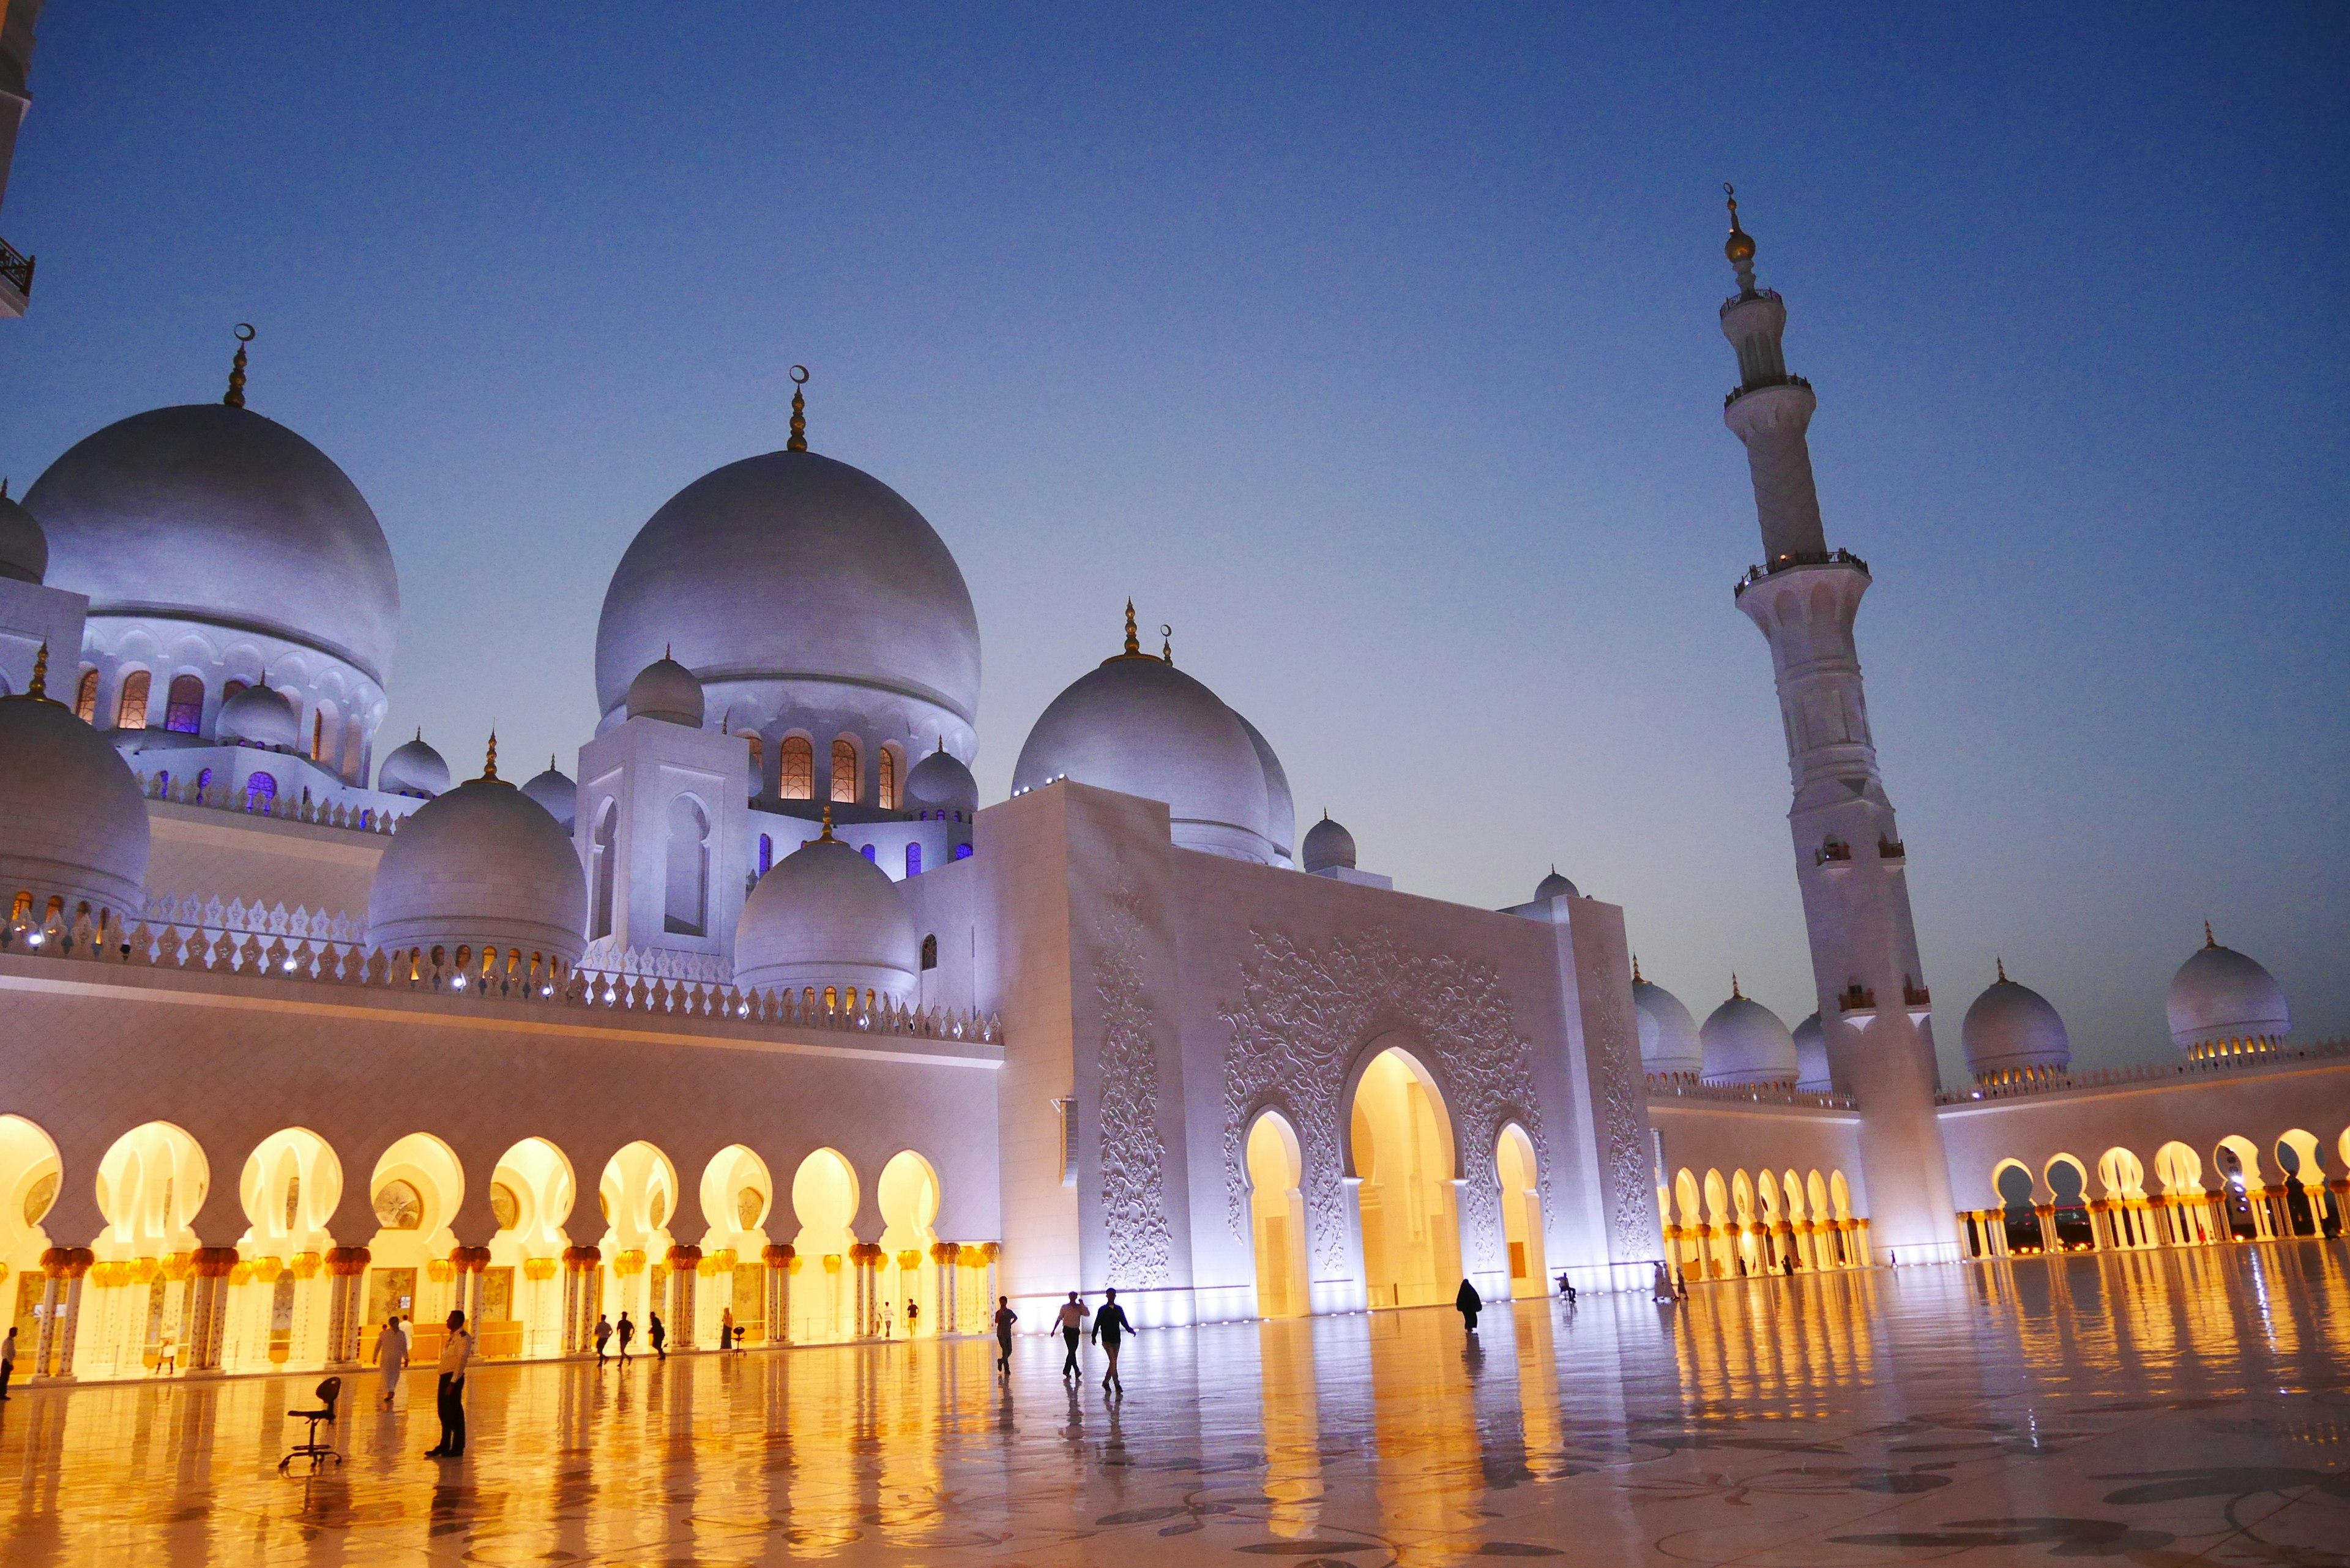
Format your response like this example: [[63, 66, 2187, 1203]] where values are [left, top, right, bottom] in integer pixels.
[[423, 1309, 472, 1458], [992, 1296, 1017, 1375], [376, 1313, 409, 1408], [616, 1310, 635, 1361], [594, 1313, 612, 1364], [1056, 1293, 1088, 1379], [1090, 1288, 1133, 1393], [649, 1309, 666, 1359]]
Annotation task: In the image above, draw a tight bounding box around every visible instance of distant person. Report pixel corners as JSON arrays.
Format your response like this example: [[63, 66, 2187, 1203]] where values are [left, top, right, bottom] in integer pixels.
[[1556, 1272, 1577, 1305], [1781, 1253, 1796, 1277], [993, 1297, 1018, 1374], [1091, 1288, 1134, 1392], [423, 1309, 471, 1458], [905, 1300, 918, 1337], [1455, 1279, 1483, 1333], [594, 1313, 613, 1364], [1056, 1292, 1089, 1379], [1, 1324, 15, 1400], [616, 1311, 635, 1361], [376, 1313, 409, 1408], [649, 1309, 666, 1359], [1674, 1270, 1689, 1302], [720, 1306, 735, 1351]]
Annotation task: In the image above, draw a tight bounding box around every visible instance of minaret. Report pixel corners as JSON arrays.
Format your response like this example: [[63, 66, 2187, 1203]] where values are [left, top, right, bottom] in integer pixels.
[[1718, 187, 1957, 1262]]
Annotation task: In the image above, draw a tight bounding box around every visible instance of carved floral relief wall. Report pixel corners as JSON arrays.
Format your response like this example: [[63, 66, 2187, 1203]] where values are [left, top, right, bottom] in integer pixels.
[[1219, 926, 1554, 1277], [1093, 876, 1173, 1286]]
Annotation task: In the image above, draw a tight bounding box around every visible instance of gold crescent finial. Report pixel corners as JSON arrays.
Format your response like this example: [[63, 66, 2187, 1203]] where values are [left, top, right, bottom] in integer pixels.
[[224, 323, 255, 408], [1124, 598, 1140, 657], [2204, 919, 2216, 949], [819, 799, 835, 842], [1722, 183, 1756, 282], [1160, 624, 1173, 663], [27, 641, 48, 701], [482, 731, 499, 782], [788, 364, 810, 452]]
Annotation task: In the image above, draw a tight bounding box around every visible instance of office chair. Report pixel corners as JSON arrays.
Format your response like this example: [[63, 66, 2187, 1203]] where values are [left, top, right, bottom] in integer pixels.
[[279, 1376, 343, 1474]]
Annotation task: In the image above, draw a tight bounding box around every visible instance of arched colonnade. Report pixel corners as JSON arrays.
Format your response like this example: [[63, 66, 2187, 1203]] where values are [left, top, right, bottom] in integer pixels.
[[1660, 1163, 1863, 1282], [1968, 1127, 2350, 1259]]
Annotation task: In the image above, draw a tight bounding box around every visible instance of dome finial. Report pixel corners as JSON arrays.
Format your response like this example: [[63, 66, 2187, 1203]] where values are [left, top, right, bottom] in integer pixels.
[[482, 731, 499, 782], [10, 641, 53, 704], [1729, 971, 1742, 1001], [224, 323, 255, 408], [1632, 952, 1644, 985], [1123, 598, 1140, 657], [788, 364, 810, 452], [1160, 623, 1173, 663], [1722, 184, 1758, 296], [2204, 919, 2217, 949], [1996, 955, 2007, 984], [819, 799, 835, 843]]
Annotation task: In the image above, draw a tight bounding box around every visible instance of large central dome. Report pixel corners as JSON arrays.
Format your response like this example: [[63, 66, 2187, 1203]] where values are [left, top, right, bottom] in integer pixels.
[[595, 450, 980, 744]]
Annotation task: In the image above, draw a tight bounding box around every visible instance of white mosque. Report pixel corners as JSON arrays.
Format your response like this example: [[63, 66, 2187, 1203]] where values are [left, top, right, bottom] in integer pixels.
[[0, 192, 2342, 1387]]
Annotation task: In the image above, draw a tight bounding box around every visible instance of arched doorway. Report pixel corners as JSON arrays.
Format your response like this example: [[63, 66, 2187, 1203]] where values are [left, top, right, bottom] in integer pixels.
[[2045, 1155, 2094, 1251], [1246, 1113, 1308, 1318], [1496, 1126, 1545, 1297], [1993, 1160, 2043, 1254], [365, 1132, 464, 1365], [596, 1141, 680, 1328], [1348, 1046, 1460, 1310], [699, 1144, 774, 1345], [789, 1149, 860, 1343], [490, 1137, 576, 1358], [876, 1151, 941, 1336], [231, 1128, 343, 1371], [89, 1122, 211, 1377], [0, 1116, 62, 1359]]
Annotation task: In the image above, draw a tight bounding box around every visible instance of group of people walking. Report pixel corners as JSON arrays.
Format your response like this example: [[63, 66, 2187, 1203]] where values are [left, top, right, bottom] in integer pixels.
[[991, 1288, 1135, 1392]]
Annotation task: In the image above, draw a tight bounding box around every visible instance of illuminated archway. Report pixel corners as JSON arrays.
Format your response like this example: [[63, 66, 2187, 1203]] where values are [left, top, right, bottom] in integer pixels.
[[0, 1116, 62, 1356], [2043, 1155, 2094, 1252], [1246, 1112, 1309, 1318], [229, 1129, 343, 1371], [2274, 1130, 2337, 1238], [1993, 1159, 2043, 1255], [790, 1148, 860, 1342], [364, 1133, 464, 1363], [490, 1137, 576, 1357], [88, 1122, 210, 1377], [597, 1141, 680, 1326], [1496, 1125, 1546, 1297], [876, 1151, 942, 1336], [2212, 1136, 2266, 1240], [1347, 1046, 1460, 1310]]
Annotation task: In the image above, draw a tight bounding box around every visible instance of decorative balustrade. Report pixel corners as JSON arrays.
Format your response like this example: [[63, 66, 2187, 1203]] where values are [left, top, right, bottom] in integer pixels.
[[141, 771, 406, 835], [1734, 545, 1870, 595], [141, 892, 365, 946], [1936, 1037, 2350, 1105], [0, 906, 1002, 1047], [0, 237, 31, 300], [577, 937, 732, 987], [1645, 1075, 1857, 1111], [1722, 369, 1811, 408]]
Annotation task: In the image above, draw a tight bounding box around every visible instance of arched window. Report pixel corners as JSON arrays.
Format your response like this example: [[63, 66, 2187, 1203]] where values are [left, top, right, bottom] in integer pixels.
[[878, 746, 898, 810], [246, 771, 278, 808], [222, 678, 248, 703], [830, 739, 859, 804], [665, 794, 711, 936], [953, 843, 972, 862], [591, 801, 617, 940], [163, 674, 204, 734], [372, 1180, 423, 1230], [758, 834, 773, 876], [778, 736, 814, 801], [860, 843, 876, 862], [114, 670, 151, 730], [920, 933, 938, 971], [196, 767, 214, 793], [75, 668, 99, 723], [311, 709, 325, 760], [906, 842, 922, 877]]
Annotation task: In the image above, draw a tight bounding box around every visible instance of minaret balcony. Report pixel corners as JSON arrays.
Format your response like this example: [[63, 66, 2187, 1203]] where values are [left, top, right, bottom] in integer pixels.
[[1723, 371, 1810, 409], [1877, 837, 1906, 864], [1733, 545, 1871, 597], [1837, 984, 1878, 1030], [1815, 838, 1854, 870], [1902, 979, 1931, 1023], [0, 237, 32, 319]]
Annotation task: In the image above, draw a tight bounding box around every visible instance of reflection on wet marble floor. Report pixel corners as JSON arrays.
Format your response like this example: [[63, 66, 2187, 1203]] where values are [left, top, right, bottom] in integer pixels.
[[5, 1243, 2350, 1564]]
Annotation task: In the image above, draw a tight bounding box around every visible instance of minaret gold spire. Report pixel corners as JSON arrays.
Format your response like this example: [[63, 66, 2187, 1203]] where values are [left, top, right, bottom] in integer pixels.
[[1996, 956, 2008, 983], [1723, 184, 1757, 296], [1632, 953, 1644, 985], [788, 364, 810, 452], [1161, 623, 1173, 663], [26, 641, 48, 701], [819, 799, 835, 842], [1730, 973, 1743, 1001], [1124, 599, 1140, 655], [2204, 920, 2217, 949], [482, 731, 500, 782], [224, 323, 255, 408]]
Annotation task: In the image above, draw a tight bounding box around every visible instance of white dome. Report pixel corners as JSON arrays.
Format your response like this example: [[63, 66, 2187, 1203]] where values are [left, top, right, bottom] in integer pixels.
[[1535, 868, 1579, 900], [367, 769, 587, 963], [520, 761, 576, 831], [1231, 709, 1294, 865], [1301, 813, 1356, 873], [594, 449, 979, 741], [2166, 930, 2290, 1055], [734, 831, 919, 1002], [1699, 987, 1799, 1086], [1961, 968, 2071, 1081], [378, 733, 450, 799], [216, 684, 299, 750], [1013, 638, 1274, 863], [903, 745, 978, 816], [24, 403, 400, 684], [1632, 974, 1703, 1078], [625, 655, 704, 728], [1792, 1011, 1834, 1092], [0, 482, 47, 585], [0, 676, 152, 920]]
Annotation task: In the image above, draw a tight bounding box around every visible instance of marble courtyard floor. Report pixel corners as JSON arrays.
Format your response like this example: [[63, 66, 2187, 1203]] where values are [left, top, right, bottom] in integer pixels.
[[3, 1244, 2349, 1564]]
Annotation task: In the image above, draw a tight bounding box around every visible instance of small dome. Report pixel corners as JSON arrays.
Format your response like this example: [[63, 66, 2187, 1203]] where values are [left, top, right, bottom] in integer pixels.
[[2166, 927, 2289, 1056], [1793, 1012, 1834, 1093], [625, 655, 704, 728], [0, 482, 47, 584], [1699, 985, 1798, 1086], [378, 733, 450, 799], [24, 403, 400, 685], [1962, 966, 2071, 1081], [216, 684, 299, 750], [520, 761, 576, 832], [1535, 867, 1578, 901], [1301, 813, 1356, 874], [903, 745, 978, 816], [734, 830, 919, 1002], [1632, 971, 1703, 1078], [367, 769, 588, 963], [1013, 625, 1274, 863], [1231, 709, 1294, 865], [0, 671, 151, 918]]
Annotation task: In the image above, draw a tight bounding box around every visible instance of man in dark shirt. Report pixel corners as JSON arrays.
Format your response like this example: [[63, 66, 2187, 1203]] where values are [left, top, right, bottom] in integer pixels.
[[992, 1297, 1017, 1373], [1090, 1287, 1135, 1392]]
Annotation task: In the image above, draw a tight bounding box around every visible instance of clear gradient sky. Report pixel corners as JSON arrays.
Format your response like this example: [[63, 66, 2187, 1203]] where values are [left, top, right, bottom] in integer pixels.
[[4, 6, 2343, 1079]]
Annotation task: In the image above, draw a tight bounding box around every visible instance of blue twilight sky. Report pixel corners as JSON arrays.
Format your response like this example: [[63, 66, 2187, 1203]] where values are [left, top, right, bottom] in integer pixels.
[[2, 6, 2343, 1077]]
